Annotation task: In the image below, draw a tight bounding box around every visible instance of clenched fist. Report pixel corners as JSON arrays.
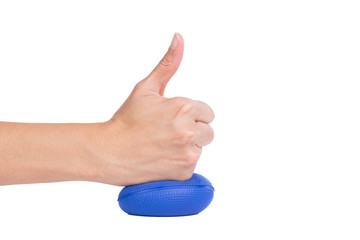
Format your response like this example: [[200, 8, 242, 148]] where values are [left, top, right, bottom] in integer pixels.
[[94, 33, 215, 186], [0, 33, 214, 186]]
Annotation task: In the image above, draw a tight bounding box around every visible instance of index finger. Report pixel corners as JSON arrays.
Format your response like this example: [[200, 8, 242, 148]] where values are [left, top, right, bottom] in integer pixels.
[[194, 100, 215, 124]]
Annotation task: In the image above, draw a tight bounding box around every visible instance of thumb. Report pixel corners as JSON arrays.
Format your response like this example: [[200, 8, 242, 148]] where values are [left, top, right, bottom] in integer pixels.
[[143, 33, 184, 96]]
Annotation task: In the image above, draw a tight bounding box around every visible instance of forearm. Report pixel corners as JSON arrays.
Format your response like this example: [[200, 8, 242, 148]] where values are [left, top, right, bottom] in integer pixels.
[[0, 122, 103, 185]]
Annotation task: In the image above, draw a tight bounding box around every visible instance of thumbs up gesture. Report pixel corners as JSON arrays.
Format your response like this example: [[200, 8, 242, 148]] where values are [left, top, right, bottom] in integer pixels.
[[98, 33, 214, 186]]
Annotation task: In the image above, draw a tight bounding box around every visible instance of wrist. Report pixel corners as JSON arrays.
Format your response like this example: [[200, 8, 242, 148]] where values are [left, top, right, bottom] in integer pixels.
[[72, 122, 111, 183], [84, 119, 132, 186]]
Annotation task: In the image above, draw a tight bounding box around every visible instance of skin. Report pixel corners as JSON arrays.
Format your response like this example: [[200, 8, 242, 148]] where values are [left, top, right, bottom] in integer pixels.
[[0, 33, 214, 186]]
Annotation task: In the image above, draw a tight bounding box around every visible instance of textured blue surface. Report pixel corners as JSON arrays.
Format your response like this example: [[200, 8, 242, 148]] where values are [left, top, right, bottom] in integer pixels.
[[118, 173, 214, 217]]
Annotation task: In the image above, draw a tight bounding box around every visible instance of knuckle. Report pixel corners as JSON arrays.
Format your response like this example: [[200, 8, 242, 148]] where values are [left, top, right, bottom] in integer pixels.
[[184, 127, 197, 140], [176, 127, 197, 145], [181, 102, 196, 115], [183, 149, 199, 164], [172, 97, 196, 115]]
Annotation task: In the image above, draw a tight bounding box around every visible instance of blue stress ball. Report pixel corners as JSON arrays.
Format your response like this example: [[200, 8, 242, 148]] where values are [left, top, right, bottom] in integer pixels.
[[118, 173, 214, 217]]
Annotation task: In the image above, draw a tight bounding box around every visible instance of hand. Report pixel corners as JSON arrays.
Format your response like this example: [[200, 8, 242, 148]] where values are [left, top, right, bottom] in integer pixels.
[[95, 33, 215, 186]]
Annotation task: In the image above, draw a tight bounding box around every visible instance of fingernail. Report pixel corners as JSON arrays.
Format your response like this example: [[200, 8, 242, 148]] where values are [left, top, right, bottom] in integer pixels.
[[170, 33, 179, 50]]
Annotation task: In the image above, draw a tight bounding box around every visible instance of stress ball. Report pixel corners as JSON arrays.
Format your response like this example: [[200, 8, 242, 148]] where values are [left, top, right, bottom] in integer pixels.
[[118, 173, 214, 217]]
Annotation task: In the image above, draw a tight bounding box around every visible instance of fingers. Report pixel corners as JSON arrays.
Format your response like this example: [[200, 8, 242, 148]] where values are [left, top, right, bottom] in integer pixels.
[[193, 100, 215, 124], [193, 122, 214, 147], [167, 97, 215, 147]]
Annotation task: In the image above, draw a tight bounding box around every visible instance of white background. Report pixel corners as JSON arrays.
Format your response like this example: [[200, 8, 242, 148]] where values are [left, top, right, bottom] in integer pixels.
[[0, 0, 359, 239]]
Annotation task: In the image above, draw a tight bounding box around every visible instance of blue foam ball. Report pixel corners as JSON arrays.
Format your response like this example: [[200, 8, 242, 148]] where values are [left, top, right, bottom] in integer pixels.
[[118, 173, 214, 217]]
